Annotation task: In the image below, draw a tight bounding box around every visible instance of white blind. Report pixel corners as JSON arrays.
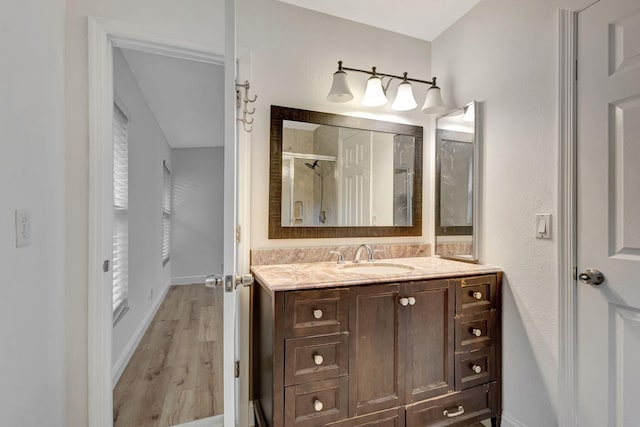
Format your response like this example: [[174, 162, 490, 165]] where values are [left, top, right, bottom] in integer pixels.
[[113, 104, 129, 320], [162, 162, 171, 265]]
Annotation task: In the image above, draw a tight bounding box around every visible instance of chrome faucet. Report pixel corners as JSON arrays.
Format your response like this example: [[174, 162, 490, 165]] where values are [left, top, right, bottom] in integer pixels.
[[353, 244, 373, 263]]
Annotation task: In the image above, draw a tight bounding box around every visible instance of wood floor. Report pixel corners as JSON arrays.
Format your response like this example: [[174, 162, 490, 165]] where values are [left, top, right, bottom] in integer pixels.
[[114, 284, 223, 427]]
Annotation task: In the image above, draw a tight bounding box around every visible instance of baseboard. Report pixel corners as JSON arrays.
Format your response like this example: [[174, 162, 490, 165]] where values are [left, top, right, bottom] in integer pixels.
[[111, 279, 172, 386], [172, 415, 224, 427], [172, 275, 208, 285], [502, 413, 528, 427]]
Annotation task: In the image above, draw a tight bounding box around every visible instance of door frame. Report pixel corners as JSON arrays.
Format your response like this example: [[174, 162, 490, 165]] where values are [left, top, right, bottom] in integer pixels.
[[87, 16, 251, 427]]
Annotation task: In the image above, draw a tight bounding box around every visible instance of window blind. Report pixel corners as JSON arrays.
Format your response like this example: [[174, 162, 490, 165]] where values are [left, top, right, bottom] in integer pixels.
[[162, 161, 171, 266], [113, 104, 129, 322]]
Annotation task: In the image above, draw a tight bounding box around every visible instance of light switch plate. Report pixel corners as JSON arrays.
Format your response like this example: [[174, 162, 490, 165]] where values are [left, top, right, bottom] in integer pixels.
[[15, 209, 31, 247], [536, 213, 551, 239]]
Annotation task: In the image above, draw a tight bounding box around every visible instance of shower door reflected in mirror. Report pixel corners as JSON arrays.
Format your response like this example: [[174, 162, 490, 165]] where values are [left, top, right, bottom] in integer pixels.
[[435, 101, 480, 261], [280, 121, 415, 227]]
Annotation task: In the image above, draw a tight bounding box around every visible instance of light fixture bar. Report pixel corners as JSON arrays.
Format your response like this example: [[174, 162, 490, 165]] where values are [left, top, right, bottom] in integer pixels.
[[339, 62, 437, 87]]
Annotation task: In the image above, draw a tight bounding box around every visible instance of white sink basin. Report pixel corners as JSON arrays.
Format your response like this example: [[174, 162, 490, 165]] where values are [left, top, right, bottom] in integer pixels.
[[340, 263, 414, 275]]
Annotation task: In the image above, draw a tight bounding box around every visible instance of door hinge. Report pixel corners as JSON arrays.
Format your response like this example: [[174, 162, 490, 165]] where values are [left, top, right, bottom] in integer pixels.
[[573, 266, 578, 280], [103, 260, 109, 272], [236, 225, 241, 243], [235, 360, 240, 378]]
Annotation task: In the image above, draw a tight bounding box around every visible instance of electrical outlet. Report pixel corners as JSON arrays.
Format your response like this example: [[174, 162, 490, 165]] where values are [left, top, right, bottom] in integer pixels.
[[15, 209, 31, 247]]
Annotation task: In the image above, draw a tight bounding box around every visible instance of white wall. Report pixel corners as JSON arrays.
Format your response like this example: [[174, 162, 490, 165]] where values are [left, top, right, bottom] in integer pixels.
[[237, 0, 433, 249], [1, 1, 66, 426], [64, 2, 225, 424], [431, 0, 589, 425], [111, 48, 173, 374], [171, 147, 225, 282]]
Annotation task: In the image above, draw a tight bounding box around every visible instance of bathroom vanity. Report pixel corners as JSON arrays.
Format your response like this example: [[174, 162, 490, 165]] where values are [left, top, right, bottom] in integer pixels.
[[251, 257, 502, 427]]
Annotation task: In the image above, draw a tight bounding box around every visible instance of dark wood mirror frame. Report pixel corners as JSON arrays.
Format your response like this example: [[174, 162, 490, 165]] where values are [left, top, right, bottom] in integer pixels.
[[269, 105, 423, 239]]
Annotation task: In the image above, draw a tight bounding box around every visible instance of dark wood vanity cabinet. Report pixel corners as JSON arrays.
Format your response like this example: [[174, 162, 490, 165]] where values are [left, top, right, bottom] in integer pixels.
[[253, 273, 502, 427]]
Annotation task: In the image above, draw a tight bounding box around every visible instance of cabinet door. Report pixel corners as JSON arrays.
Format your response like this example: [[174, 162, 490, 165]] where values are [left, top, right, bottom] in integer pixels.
[[349, 283, 405, 417], [405, 279, 455, 402]]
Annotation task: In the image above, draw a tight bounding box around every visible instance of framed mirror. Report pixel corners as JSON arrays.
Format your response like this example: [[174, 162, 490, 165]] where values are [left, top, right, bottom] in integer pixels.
[[269, 105, 423, 239], [435, 101, 481, 262]]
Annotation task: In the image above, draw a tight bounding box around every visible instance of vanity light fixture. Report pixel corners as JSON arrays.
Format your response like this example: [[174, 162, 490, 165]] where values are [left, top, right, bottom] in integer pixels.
[[327, 60, 446, 113]]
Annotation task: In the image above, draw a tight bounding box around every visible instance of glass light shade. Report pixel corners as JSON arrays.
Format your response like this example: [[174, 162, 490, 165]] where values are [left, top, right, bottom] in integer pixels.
[[327, 70, 354, 103], [421, 86, 447, 114], [462, 103, 475, 122], [361, 76, 388, 107], [391, 81, 417, 111]]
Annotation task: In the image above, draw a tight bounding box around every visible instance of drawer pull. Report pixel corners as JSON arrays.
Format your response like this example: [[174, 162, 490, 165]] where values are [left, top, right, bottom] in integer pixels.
[[472, 328, 483, 337], [443, 405, 465, 418], [313, 399, 323, 412], [313, 309, 323, 319], [408, 296, 416, 306], [313, 353, 324, 365], [399, 297, 409, 306], [471, 291, 483, 300], [471, 364, 482, 374]]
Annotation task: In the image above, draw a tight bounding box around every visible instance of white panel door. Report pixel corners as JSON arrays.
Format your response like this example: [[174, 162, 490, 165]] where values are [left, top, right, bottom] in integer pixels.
[[340, 130, 372, 226], [577, 1, 640, 426]]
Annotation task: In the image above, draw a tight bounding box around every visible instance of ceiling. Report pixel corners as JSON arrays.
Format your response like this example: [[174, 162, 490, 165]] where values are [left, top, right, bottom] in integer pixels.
[[277, 0, 481, 41], [120, 48, 225, 149]]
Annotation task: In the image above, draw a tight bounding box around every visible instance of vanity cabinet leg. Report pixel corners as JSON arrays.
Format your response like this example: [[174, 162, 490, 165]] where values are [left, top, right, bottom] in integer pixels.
[[491, 415, 501, 427]]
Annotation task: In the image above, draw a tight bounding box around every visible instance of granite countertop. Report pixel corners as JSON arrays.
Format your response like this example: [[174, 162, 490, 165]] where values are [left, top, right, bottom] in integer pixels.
[[251, 256, 501, 292]]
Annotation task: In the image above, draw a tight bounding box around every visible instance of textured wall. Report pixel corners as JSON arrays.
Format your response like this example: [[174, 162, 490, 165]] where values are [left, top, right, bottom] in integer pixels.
[[1, 1, 66, 426]]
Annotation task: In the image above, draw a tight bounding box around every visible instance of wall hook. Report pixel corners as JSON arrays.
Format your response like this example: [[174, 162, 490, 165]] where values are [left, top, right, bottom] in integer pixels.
[[236, 80, 257, 132]]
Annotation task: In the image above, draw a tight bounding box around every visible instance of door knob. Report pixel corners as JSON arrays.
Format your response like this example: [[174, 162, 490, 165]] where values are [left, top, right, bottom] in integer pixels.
[[578, 269, 605, 286]]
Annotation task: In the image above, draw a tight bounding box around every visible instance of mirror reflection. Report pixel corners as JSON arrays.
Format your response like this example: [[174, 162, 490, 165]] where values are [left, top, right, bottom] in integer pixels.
[[281, 121, 415, 227], [435, 101, 479, 261]]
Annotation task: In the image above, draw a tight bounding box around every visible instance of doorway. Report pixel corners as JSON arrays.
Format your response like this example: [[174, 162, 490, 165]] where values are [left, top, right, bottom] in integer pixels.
[[110, 46, 226, 426], [87, 16, 250, 427]]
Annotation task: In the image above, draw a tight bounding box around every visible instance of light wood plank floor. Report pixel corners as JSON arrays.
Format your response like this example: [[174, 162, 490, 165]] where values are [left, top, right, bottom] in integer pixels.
[[114, 284, 223, 427]]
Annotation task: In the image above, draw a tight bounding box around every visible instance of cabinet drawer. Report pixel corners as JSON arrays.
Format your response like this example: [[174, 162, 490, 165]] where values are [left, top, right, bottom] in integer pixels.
[[284, 377, 349, 427], [285, 333, 349, 385], [456, 275, 497, 315], [327, 408, 405, 427], [455, 347, 496, 390], [405, 383, 496, 426], [285, 289, 349, 338], [455, 311, 495, 352]]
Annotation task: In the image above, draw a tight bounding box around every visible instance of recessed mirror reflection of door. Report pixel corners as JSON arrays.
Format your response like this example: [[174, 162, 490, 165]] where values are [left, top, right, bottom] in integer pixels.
[[280, 121, 415, 227], [111, 46, 225, 427]]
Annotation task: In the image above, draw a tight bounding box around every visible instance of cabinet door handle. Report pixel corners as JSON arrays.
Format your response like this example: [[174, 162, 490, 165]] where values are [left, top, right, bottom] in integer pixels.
[[443, 405, 465, 418], [313, 399, 323, 412], [399, 297, 409, 306], [471, 364, 482, 374], [471, 291, 483, 300], [313, 309, 323, 319], [408, 296, 416, 306], [313, 353, 324, 365], [472, 328, 483, 337]]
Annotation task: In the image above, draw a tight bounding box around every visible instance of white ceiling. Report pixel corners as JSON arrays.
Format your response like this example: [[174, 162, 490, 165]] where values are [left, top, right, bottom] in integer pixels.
[[277, 0, 482, 42], [120, 48, 225, 149]]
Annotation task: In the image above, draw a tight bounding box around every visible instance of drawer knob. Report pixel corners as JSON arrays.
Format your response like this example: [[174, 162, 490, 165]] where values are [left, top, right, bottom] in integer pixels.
[[313, 309, 323, 319], [399, 297, 409, 306], [313, 353, 324, 365], [313, 399, 323, 412], [408, 296, 416, 306], [471, 291, 483, 300], [472, 328, 483, 337], [443, 405, 465, 418], [471, 364, 482, 374]]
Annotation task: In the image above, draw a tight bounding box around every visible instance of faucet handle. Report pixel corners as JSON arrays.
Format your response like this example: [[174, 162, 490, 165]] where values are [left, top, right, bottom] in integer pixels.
[[329, 250, 345, 264], [369, 249, 384, 262]]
